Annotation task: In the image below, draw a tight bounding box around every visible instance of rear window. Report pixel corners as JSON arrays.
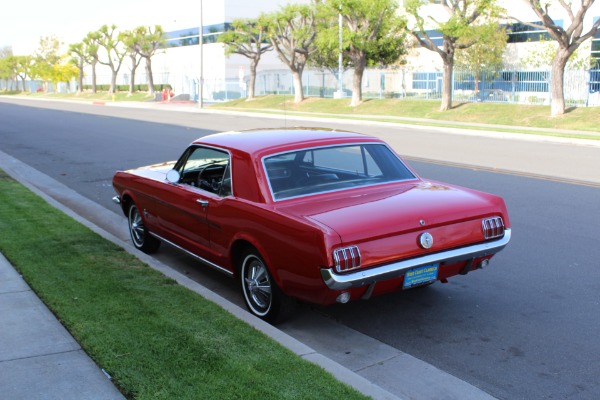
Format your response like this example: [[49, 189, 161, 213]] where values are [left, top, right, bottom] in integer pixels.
[[263, 143, 415, 200]]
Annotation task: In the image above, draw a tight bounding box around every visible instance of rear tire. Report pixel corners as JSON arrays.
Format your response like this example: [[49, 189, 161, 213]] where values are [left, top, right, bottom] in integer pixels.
[[128, 204, 160, 254], [239, 249, 294, 323]]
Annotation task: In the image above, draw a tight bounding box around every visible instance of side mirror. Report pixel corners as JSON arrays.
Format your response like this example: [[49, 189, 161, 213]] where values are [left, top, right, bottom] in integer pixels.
[[166, 169, 180, 184]]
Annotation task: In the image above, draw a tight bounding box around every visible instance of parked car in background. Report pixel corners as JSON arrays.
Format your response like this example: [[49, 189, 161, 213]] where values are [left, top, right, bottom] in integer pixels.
[[113, 128, 511, 322]]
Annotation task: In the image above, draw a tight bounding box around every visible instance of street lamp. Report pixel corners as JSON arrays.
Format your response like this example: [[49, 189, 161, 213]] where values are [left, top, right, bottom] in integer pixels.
[[199, 0, 204, 108], [335, 6, 343, 99]]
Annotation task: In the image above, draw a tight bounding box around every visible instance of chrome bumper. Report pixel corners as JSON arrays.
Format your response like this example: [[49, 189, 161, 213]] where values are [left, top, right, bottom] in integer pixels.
[[321, 229, 511, 290], [112, 195, 121, 205]]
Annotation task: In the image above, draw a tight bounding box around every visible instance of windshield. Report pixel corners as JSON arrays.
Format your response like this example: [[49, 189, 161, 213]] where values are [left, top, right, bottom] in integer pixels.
[[264, 143, 416, 201]]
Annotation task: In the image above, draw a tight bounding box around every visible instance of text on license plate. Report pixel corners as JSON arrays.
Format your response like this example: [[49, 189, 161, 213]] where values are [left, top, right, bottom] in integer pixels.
[[403, 263, 439, 289]]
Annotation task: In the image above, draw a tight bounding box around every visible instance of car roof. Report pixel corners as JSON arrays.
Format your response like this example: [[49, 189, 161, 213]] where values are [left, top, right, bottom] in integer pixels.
[[192, 128, 383, 157]]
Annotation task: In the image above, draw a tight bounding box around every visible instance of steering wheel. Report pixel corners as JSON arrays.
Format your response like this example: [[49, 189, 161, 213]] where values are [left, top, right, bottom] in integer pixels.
[[197, 165, 220, 193]]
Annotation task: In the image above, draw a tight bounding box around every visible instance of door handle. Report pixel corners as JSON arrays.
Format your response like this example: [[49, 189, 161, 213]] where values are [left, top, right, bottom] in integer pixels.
[[196, 199, 209, 208]]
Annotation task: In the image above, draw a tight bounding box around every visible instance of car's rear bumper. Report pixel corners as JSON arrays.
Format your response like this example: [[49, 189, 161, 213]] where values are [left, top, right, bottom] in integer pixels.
[[320, 229, 511, 290]]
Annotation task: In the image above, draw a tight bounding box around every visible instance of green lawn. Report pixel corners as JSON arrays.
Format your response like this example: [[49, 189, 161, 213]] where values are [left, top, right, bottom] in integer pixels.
[[8, 90, 599, 138], [16, 91, 155, 102], [215, 95, 600, 136], [0, 170, 367, 400]]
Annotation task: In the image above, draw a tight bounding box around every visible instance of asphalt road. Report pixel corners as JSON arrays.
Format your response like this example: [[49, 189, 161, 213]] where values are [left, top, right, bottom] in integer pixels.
[[1, 98, 599, 400]]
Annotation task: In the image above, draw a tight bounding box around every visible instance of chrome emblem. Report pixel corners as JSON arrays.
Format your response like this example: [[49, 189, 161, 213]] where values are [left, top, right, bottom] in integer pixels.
[[419, 219, 426, 226], [419, 232, 434, 249]]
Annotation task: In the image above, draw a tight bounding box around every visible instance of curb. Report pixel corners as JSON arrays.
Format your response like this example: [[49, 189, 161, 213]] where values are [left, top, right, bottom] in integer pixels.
[[0, 149, 402, 400]]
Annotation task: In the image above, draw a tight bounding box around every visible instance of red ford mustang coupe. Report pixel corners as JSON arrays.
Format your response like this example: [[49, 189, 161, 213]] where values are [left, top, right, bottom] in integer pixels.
[[112, 128, 510, 322]]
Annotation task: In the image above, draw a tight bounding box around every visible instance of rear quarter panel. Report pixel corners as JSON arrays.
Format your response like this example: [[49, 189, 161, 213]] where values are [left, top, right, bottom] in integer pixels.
[[212, 198, 341, 303]]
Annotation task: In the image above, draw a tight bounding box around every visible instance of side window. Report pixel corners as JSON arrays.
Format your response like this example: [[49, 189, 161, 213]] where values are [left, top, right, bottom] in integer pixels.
[[178, 146, 231, 196]]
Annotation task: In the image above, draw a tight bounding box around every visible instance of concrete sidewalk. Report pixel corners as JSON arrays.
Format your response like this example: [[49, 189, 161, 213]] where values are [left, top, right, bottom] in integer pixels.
[[0, 252, 125, 400]]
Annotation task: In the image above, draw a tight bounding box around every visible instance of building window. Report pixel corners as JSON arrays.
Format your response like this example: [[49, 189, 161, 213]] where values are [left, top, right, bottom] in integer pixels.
[[506, 21, 561, 43], [592, 17, 600, 68], [416, 30, 443, 47], [411, 72, 442, 90], [165, 23, 232, 47]]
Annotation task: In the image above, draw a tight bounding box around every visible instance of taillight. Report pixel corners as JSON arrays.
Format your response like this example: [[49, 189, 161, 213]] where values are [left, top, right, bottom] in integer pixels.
[[482, 217, 505, 239], [333, 246, 361, 273]]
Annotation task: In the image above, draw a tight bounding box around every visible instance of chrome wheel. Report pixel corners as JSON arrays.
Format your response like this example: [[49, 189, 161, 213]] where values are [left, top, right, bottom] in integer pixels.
[[129, 205, 145, 247], [127, 203, 160, 253], [242, 254, 272, 316]]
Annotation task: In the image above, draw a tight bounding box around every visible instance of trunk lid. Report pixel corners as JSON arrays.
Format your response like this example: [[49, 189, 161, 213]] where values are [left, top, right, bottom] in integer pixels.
[[277, 180, 505, 266]]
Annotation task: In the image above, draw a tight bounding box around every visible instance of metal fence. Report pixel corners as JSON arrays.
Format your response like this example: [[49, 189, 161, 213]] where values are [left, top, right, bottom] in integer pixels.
[[245, 67, 600, 107], [4, 66, 600, 107]]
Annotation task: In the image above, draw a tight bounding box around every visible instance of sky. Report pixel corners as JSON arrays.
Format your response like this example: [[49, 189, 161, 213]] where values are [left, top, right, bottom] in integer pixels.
[[1, 0, 208, 55]]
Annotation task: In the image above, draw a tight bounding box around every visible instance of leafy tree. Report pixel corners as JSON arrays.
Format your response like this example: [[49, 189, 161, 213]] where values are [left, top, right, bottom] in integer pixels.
[[318, 0, 409, 106], [95, 24, 127, 93], [219, 17, 272, 100], [266, 3, 318, 103], [14, 55, 33, 92], [0, 56, 16, 90], [455, 23, 507, 96], [31, 36, 62, 91], [49, 60, 79, 93], [83, 32, 101, 93], [69, 42, 91, 94], [405, 0, 504, 111], [121, 29, 144, 95], [0, 47, 14, 90], [521, 36, 593, 70], [132, 25, 166, 96], [308, 35, 352, 86], [519, 0, 600, 116]]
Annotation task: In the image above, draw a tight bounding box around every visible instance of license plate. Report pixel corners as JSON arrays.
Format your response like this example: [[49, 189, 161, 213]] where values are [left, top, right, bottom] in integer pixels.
[[403, 263, 439, 289]]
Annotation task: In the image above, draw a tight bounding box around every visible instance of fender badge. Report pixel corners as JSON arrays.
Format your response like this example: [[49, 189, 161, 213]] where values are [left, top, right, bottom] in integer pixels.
[[419, 232, 433, 249]]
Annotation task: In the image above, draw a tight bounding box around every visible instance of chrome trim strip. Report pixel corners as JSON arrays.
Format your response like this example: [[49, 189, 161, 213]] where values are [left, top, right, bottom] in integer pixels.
[[149, 232, 234, 277], [333, 249, 341, 270], [321, 229, 511, 290]]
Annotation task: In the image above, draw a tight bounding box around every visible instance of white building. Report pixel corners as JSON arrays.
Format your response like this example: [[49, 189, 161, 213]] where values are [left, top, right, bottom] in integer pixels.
[[87, 0, 600, 103], [95, 0, 311, 100]]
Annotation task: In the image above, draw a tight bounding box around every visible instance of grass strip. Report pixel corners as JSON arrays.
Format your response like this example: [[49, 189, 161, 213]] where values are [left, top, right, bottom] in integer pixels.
[[10, 92, 600, 136], [213, 95, 600, 135], [0, 170, 367, 400], [12, 91, 155, 102]]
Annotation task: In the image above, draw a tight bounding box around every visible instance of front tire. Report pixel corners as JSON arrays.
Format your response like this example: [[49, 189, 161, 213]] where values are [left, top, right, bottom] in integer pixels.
[[128, 203, 160, 253], [240, 249, 294, 323]]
